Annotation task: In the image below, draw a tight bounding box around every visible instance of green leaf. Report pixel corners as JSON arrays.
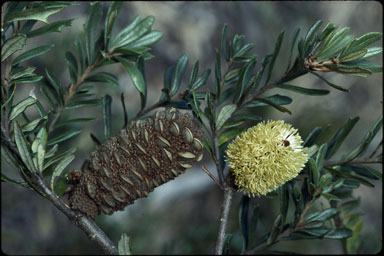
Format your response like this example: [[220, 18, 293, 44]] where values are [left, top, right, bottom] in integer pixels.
[[235, 114, 262, 121], [218, 87, 235, 106], [26, 19, 73, 38], [112, 16, 155, 49], [4, 2, 29, 24], [303, 208, 337, 224], [86, 72, 119, 87], [246, 95, 292, 114], [326, 116, 359, 159], [12, 44, 54, 65], [239, 196, 250, 251], [279, 184, 289, 224], [346, 165, 382, 180], [36, 127, 48, 148], [277, 84, 329, 96], [65, 51, 78, 82], [118, 233, 132, 255], [222, 120, 245, 129], [339, 49, 367, 62], [125, 30, 163, 48], [234, 58, 257, 104], [13, 122, 36, 172], [233, 43, 255, 59], [267, 214, 282, 245], [318, 30, 354, 59], [329, 166, 375, 187], [10, 67, 36, 80], [216, 104, 237, 130], [4, 6, 65, 24], [9, 96, 37, 120], [1, 34, 27, 61], [74, 37, 86, 74], [105, 2, 123, 48], [50, 154, 75, 190], [54, 118, 96, 128], [45, 144, 58, 159], [1, 173, 26, 186], [65, 99, 101, 110], [189, 60, 199, 88], [43, 147, 77, 170], [252, 54, 272, 92], [11, 75, 44, 85], [84, 2, 103, 64], [218, 127, 245, 146], [136, 55, 147, 110], [340, 59, 382, 73], [309, 71, 349, 92], [266, 30, 284, 84], [191, 70, 211, 90], [324, 228, 353, 239], [308, 158, 319, 187], [221, 24, 229, 61], [47, 129, 82, 145], [102, 95, 112, 139], [170, 54, 189, 97], [304, 20, 323, 53], [115, 56, 146, 95], [361, 46, 382, 59], [22, 117, 47, 132], [340, 32, 382, 58], [325, 63, 373, 77], [286, 28, 300, 72], [316, 143, 328, 170], [31, 138, 45, 172]]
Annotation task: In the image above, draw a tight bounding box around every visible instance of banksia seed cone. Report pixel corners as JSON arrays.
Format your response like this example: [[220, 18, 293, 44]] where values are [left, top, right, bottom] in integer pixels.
[[68, 108, 204, 217]]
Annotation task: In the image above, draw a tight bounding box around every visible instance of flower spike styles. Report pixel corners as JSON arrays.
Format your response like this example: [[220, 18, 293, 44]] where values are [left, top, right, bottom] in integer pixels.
[[226, 120, 309, 197]]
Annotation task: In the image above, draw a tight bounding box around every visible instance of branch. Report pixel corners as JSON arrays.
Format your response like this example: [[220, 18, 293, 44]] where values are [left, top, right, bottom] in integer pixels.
[[1, 125, 118, 255], [215, 186, 234, 254], [324, 157, 382, 167]]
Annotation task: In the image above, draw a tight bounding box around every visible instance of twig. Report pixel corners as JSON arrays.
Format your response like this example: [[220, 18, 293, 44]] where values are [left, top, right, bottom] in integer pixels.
[[324, 158, 382, 167], [201, 165, 223, 189], [215, 186, 234, 255]]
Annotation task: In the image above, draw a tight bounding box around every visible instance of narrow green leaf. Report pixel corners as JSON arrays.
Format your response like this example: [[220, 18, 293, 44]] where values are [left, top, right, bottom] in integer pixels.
[[170, 54, 189, 97], [346, 165, 382, 180], [277, 84, 330, 96], [304, 20, 323, 53], [112, 16, 154, 49], [26, 19, 73, 38], [324, 228, 353, 239], [325, 64, 372, 77], [304, 208, 337, 224], [318, 33, 354, 59], [1, 173, 26, 186], [189, 60, 199, 88], [12, 44, 54, 65], [218, 87, 235, 106], [105, 1, 123, 48], [115, 56, 146, 95], [65, 51, 78, 82], [267, 214, 283, 245], [222, 120, 245, 129], [339, 59, 382, 73], [22, 117, 47, 132], [316, 143, 328, 170], [4, 7, 65, 24], [13, 122, 36, 172], [339, 49, 367, 62], [9, 67, 36, 81], [65, 99, 101, 110], [252, 54, 272, 92], [50, 154, 75, 190], [361, 46, 382, 59], [11, 75, 44, 85], [36, 127, 48, 148], [4, 2, 29, 24], [86, 72, 119, 87], [235, 114, 262, 121], [136, 55, 147, 111], [234, 58, 257, 104], [118, 233, 132, 255], [309, 71, 349, 92], [9, 96, 37, 120], [84, 2, 103, 64], [54, 118, 96, 128], [218, 127, 245, 146], [1, 34, 27, 61], [329, 166, 375, 187], [233, 43, 255, 59], [45, 144, 58, 159], [125, 30, 163, 48], [286, 28, 300, 72], [1, 144, 22, 170], [220, 24, 229, 58], [216, 104, 237, 130], [266, 30, 285, 84], [326, 117, 359, 159], [191, 69, 211, 90], [47, 129, 82, 145], [279, 184, 289, 224], [341, 32, 382, 58], [102, 95, 112, 139], [246, 96, 292, 114], [215, 49, 222, 98], [308, 158, 319, 187], [43, 147, 77, 170], [54, 177, 69, 197]]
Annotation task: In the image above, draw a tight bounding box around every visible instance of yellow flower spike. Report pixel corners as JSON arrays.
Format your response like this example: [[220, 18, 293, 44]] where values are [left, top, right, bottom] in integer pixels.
[[226, 120, 309, 197]]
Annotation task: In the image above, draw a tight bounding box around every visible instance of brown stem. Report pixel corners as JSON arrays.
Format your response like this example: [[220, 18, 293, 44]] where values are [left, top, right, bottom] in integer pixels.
[[1, 125, 118, 255], [215, 186, 234, 254]]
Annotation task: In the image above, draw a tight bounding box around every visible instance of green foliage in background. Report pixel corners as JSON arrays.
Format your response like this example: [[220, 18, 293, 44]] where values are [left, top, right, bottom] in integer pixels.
[[1, 2, 382, 255]]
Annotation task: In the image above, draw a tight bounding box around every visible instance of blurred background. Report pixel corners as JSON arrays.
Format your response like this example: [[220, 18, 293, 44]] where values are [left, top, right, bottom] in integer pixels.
[[1, 1, 382, 254]]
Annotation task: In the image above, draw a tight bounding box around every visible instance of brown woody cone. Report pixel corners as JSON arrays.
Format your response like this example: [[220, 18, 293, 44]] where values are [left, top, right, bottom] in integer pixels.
[[68, 108, 204, 217]]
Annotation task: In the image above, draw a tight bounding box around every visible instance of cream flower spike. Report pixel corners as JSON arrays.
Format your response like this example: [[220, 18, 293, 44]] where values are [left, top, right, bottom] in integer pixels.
[[226, 120, 309, 197]]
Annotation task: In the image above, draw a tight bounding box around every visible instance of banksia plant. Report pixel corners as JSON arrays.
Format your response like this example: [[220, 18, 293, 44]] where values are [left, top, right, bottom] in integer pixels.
[[1, 1, 382, 255], [68, 108, 204, 217], [226, 120, 309, 197]]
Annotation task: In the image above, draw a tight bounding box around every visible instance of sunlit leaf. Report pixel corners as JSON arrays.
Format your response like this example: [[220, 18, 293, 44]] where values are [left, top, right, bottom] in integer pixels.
[[9, 96, 37, 120], [1, 34, 27, 61]]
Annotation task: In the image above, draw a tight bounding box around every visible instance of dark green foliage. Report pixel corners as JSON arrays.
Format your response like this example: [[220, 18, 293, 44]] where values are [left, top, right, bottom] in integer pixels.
[[1, 2, 382, 255]]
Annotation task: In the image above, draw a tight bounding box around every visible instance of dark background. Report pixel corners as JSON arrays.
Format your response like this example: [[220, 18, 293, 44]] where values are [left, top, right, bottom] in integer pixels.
[[2, 1, 382, 254]]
